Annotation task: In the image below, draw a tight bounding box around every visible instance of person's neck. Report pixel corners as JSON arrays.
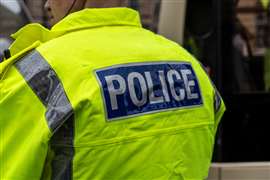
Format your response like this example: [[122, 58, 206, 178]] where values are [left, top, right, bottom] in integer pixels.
[[84, 0, 127, 8]]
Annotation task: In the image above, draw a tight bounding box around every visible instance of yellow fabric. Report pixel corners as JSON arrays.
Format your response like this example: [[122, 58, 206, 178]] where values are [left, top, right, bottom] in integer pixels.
[[1, 8, 225, 180], [0, 56, 51, 179], [261, 0, 270, 9], [0, 41, 40, 78]]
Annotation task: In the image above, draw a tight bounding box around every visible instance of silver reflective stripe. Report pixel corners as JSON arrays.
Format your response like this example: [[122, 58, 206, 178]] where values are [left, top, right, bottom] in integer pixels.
[[214, 90, 222, 113], [15, 50, 74, 180], [15, 50, 73, 132]]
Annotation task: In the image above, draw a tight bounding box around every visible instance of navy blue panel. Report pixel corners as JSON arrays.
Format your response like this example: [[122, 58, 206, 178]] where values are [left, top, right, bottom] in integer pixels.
[[95, 62, 203, 121]]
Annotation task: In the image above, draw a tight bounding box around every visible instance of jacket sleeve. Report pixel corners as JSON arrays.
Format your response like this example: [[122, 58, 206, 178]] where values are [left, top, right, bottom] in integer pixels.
[[0, 64, 51, 179], [196, 60, 226, 133], [13, 49, 75, 180]]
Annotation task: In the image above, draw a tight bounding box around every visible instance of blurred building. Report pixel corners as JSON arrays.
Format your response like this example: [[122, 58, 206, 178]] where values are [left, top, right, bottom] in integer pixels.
[[236, 0, 270, 55]]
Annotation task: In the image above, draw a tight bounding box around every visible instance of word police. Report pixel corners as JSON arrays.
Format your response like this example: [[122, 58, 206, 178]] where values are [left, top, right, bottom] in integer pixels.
[[95, 62, 203, 120]]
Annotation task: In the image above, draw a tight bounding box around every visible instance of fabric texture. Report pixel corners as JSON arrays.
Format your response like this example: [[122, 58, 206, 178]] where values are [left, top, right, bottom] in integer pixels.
[[0, 8, 225, 180]]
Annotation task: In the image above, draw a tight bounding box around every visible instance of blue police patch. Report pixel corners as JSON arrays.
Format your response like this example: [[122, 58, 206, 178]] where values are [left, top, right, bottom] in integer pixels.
[[95, 62, 203, 121]]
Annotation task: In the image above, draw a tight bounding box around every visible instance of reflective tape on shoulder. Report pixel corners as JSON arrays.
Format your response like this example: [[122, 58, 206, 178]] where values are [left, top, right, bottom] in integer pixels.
[[15, 50, 74, 179], [15, 50, 73, 133]]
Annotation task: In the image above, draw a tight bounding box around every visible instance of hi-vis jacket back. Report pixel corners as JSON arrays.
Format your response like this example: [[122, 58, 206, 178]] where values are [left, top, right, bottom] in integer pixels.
[[0, 8, 225, 180]]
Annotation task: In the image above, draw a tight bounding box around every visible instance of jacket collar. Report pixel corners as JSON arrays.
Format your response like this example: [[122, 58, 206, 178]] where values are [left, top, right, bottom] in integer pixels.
[[10, 8, 141, 55], [52, 7, 141, 31]]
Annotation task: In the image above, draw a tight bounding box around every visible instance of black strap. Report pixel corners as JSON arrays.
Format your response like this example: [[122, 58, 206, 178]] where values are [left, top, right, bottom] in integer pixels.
[[4, 49, 11, 59]]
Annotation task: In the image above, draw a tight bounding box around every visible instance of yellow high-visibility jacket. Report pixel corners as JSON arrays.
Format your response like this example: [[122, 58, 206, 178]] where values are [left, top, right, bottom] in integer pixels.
[[0, 8, 225, 180]]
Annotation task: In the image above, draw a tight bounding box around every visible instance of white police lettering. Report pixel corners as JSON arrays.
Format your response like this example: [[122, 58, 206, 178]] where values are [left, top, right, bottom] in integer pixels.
[[181, 69, 199, 99], [145, 71, 164, 104], [158, 70, 170, 102], [167, 69, 185, 101], [105, 75, 126, 110], [95, 62, 202, 120], [128, 72, 148, 107]]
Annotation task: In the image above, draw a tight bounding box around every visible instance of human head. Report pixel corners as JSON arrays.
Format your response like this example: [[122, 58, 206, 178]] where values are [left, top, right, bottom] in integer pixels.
[[45, 0, 128, 26]]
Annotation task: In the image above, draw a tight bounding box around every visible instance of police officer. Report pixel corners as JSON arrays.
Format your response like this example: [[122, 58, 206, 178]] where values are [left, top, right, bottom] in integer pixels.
[[0, 0, 225, 179]]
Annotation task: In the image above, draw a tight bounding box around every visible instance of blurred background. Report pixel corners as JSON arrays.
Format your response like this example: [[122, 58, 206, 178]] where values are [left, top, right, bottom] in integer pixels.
[[1, 0, 270, 179]]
